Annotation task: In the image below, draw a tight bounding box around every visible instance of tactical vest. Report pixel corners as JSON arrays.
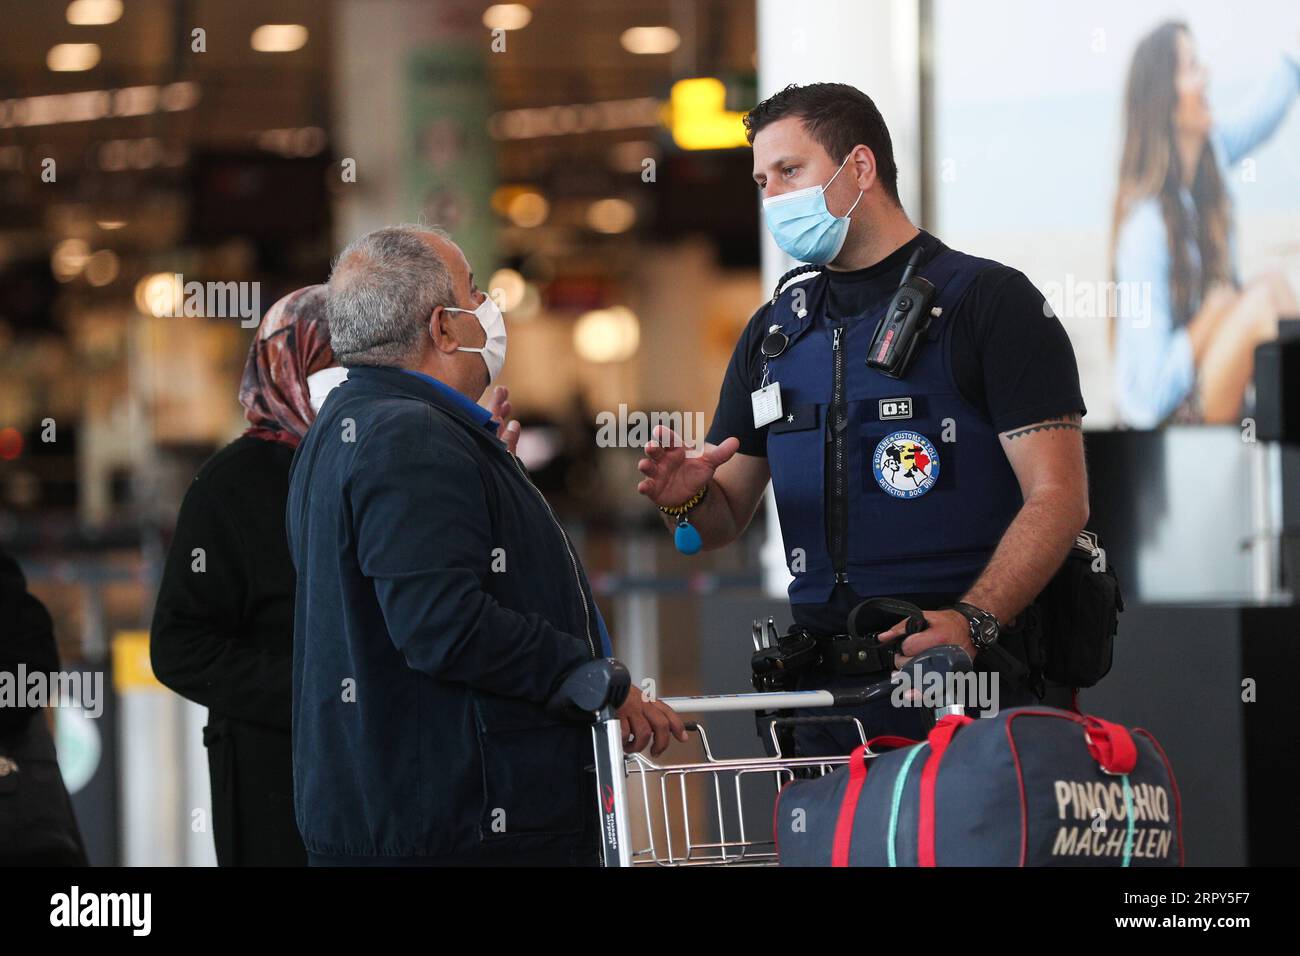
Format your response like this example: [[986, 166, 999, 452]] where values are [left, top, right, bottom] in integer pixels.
[[763, 242, 1023, 607]]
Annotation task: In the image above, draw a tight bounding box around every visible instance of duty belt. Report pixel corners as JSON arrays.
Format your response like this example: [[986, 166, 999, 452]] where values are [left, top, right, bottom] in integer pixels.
[[750, 598, 930, 691]]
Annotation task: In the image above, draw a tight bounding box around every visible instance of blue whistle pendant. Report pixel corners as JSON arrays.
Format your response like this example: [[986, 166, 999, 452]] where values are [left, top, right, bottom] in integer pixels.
[[674, 518, 702, 555]]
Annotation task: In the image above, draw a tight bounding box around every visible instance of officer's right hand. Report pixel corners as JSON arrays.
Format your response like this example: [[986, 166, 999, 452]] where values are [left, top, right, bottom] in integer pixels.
[[636, 425, 739, 507]]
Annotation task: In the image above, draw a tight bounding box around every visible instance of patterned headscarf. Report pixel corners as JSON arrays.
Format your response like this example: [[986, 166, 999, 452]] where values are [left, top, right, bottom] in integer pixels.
[[239, 285, 336, 448]]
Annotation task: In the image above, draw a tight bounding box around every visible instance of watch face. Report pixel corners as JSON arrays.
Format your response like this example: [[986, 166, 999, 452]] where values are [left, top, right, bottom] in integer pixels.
[[952, 604, 996, 646], [962, 607, 997, 646]]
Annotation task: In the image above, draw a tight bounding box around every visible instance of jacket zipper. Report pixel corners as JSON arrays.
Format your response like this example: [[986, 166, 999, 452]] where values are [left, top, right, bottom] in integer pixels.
[[829, 323, 848, 584], [509, 455, 597, 658]]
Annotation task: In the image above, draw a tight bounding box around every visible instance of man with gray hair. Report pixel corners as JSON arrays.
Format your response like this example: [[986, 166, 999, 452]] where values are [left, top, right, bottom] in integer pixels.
[[286, 224, 683, 865]]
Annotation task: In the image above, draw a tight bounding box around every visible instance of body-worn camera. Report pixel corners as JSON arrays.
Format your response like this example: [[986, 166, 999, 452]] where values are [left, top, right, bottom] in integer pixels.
[[865, 247, 941, 379]]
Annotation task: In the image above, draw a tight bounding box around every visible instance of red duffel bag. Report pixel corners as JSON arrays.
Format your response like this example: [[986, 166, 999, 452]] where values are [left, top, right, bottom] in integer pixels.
[[775, 706, 1183, 867]]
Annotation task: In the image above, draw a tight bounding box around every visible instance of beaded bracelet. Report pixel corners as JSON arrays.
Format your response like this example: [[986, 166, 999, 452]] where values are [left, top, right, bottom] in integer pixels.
[[657, 484, 708, 516]]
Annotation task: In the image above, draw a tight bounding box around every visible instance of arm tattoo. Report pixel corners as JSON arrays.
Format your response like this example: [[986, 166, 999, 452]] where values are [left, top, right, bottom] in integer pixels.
[[1003, 414, 1082, 440]]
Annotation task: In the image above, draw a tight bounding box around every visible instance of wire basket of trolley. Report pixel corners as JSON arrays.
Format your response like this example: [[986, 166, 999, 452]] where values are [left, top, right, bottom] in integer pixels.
[[548, 640, 974, 868], [549, 619, 1181, 867]]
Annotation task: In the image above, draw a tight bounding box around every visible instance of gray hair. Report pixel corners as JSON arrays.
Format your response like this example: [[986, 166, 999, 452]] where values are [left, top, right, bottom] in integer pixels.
[[325, 223, 456, 367]]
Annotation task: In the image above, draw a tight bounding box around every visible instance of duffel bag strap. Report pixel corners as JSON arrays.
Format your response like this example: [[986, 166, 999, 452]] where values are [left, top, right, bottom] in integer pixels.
[[864, 733, 921, 754], [1084, 717, 1147, 867], [831, 735, 924, 867], [1082, 715, 1138, 775], [831, 745, 871, 867], [917, 714, 974, 867]]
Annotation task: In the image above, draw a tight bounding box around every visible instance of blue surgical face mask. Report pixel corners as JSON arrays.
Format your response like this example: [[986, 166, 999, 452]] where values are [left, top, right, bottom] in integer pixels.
[[761, 153, 864, 265]]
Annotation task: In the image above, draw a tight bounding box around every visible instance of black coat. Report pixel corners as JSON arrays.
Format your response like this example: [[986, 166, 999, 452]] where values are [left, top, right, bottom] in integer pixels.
[[286, 367, 600, 865], [0, 546, 59, 737], [150, 435, 307, 865], [0, 544, 87, 865]]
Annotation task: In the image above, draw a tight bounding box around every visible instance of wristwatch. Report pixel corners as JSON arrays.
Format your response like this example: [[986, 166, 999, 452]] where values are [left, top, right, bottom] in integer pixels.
[[949, 602, 1000, 649]]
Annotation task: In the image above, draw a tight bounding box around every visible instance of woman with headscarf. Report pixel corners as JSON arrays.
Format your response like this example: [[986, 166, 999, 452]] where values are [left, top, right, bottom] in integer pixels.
[[150, 285, 345, 866], [1111, 22, 1299, 427]]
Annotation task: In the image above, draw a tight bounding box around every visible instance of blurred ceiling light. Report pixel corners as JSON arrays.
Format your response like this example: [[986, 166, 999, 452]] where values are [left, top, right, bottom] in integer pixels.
[[84, 249, 119, 287], [135, 272, 182, 317], [506, 191, 549, 228], [251, 24, 308, 53], [96, 219, 127, 230], [574, 306, 640, 363], [51, 239, 91, 281], [159, 80, 200, 111], [489, 185, 516, 216], [586, 198, 636, 234], [488, 269, 526, 312], [66, 0, 123, 25], [97, 136, 163, 170], [668, 77, 749, 150], [0, 82, 200, 130], [621, 26, 680, 55], [482, 4, 532, 31], [47, 43, 101, 72], [262, 126, 327, 157], [112, 85, 159, 117], [609, 140, 658, 173], [488, 97, 660, 141]]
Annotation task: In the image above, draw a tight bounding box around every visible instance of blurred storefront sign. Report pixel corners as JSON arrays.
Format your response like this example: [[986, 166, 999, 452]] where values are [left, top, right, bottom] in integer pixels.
[[405, 45, 497, 286]]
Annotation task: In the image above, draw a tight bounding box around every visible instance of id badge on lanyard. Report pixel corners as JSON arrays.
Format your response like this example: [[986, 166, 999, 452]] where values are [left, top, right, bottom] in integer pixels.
[[751, 324, 790, 428]]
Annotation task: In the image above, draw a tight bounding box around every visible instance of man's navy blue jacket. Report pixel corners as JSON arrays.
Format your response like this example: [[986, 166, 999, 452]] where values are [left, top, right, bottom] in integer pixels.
[[286, 366, 600, 865]]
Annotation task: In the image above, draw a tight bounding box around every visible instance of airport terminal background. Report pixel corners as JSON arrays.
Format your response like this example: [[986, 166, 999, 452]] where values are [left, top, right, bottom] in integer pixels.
[[1, 0, 1298, 866]]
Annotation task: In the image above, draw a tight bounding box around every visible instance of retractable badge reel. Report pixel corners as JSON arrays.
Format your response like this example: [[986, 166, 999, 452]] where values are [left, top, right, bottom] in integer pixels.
[[752, 326, 789, 428]]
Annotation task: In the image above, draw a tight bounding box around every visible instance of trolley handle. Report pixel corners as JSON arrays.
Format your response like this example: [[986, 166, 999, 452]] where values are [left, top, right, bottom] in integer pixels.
[[659, 678, 896, 715], [658, 644, 973, 715], [546, 657, 630, 722]]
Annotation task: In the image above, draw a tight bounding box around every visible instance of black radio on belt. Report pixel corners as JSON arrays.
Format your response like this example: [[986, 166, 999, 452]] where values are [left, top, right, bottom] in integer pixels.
[[865, 247, 940, 379]]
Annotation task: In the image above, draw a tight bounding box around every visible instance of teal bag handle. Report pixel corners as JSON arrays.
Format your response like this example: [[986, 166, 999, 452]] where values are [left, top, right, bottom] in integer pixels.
[[887, 744, 928, 867]]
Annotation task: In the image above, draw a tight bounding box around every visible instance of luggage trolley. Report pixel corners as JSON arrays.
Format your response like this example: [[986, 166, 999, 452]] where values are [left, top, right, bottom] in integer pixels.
[[553, 646, 972, 867]]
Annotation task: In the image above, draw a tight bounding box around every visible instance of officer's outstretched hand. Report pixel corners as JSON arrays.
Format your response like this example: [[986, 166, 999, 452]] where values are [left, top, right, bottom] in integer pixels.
[[636, 424, 740, 507], [878, 609, 976, 668]]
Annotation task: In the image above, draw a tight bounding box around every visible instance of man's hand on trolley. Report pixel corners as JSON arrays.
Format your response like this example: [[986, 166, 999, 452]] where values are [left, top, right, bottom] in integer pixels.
[[617, 685, 688, 757]]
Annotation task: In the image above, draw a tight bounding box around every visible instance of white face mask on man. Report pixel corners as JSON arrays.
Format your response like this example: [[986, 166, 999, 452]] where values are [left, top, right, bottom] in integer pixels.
[[444, 296, 507, 385]]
